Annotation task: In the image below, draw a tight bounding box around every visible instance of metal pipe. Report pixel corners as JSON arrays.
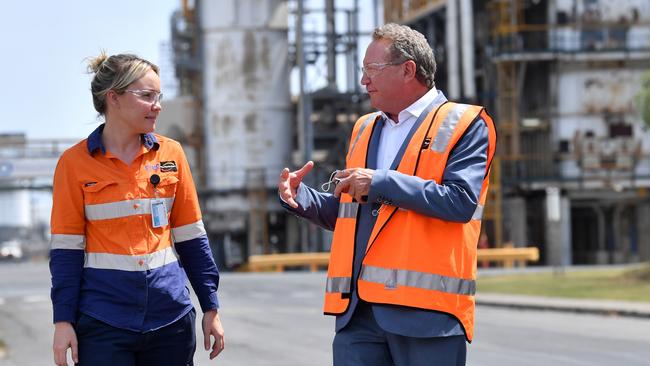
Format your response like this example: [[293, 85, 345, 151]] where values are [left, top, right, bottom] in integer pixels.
[[296, 0, 310, 162], [352, 0, 360, 93], [446, 0, 460, 99], [459, 0, 476, 100], [326, 0, 337, 90], [296, 0, 311, 253]]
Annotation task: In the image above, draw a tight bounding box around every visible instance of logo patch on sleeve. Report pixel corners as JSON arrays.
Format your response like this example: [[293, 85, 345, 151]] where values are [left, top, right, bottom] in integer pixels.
[[160, 161, 178, 172]]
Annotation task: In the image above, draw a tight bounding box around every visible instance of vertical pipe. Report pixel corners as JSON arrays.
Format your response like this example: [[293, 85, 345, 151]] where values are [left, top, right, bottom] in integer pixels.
[[373, 0, 380, 29], [446, 0, 460, 99], [346, 9, 359, 93], [296, 0, 309, 162], [459, 0, 476, 100], [296, 0, 311, 252], [352, 0, 360, 94], [326, 0, 337, 90]]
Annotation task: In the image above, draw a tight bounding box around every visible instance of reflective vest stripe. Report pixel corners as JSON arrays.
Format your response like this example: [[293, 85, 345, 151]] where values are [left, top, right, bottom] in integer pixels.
[[431, 104, 471, 153], [84, 246, 177, 271], [360, 265, 476, 296], [472, 204, 484, 221], [326, 276, 352, 293], [347, 113, 377, 160], [51, 234, 86, 250], [85, 198, 175, 221], [172, 220, 206, 243], [338, 202, 359, 219]]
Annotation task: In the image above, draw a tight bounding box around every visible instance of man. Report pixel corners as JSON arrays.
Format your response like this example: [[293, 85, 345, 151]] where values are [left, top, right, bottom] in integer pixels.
[[278, 23, 496, 366]]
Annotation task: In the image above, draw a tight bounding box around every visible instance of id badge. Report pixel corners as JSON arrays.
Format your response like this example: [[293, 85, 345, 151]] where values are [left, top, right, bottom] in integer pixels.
[[151, 199, 169, 228]]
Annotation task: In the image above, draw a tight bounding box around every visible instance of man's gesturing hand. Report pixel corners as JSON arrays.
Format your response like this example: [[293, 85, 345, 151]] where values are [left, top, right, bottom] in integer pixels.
[[278, 161, 314, 208], [333, 168, 375, 203]]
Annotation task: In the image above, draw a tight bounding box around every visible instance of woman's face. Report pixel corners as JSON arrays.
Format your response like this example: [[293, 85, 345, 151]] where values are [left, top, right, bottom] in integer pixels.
[[111, 69, 162, 135]]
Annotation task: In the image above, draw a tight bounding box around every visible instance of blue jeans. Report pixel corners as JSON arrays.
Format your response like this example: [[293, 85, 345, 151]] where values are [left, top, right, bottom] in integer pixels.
[[74, 309, 196, 366]]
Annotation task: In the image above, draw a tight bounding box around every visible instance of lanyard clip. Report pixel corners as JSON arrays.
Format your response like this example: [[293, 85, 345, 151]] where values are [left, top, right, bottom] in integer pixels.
[[321, 170, 341, 192]]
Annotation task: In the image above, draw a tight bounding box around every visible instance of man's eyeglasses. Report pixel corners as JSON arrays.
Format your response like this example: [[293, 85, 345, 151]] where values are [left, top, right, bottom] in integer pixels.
[[124, 89, 163, 104], [360, 61, 404, 78]]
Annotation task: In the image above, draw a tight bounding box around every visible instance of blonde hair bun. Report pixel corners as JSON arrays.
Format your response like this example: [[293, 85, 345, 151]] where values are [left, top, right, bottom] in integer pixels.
[[87, 51, 109, 74]]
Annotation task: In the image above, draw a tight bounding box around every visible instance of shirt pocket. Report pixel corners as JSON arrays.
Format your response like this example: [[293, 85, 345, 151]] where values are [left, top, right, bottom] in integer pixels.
[[81, 181, 127, 239], [81, 181, 119, 206], [155, 175, 179, 199], [81, 180, 137, 225]]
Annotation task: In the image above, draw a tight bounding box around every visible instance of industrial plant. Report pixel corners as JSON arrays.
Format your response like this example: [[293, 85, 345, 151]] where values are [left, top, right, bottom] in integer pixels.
[[1, 0, 649, 269]]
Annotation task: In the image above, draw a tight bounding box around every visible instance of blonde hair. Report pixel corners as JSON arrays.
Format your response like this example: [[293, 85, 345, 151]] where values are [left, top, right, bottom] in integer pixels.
[[87, 51, 160, 114]]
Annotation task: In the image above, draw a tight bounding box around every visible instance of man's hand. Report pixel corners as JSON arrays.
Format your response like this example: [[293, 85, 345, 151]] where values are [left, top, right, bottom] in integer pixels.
[[333, 168, 375, 203], [202, 309, 225, 359], [278, 161, 314, 208], [53, 321, 78, 366]]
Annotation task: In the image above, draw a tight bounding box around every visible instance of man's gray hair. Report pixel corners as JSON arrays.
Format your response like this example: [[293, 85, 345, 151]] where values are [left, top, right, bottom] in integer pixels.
[[373, 23, 436, 88]]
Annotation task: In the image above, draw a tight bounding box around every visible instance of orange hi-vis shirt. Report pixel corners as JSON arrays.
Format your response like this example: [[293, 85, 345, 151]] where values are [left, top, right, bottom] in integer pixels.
[[49, 124, 219, 332]]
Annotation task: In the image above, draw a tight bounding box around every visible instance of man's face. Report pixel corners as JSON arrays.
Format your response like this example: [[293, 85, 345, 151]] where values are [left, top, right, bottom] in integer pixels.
[[361, 39, 405, 114]]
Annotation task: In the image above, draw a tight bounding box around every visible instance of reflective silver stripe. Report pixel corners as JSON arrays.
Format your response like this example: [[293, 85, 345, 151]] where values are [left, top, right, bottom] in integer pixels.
[[431, 104, 471, 153], [85, 197, 174, 221], [338, 202, 359, 218], [326, 276, 351, 293], [348, 113, 377, 159], [84, 246, 178, 271], [172, 220, 207, 243], [360, 265, 476, 296], [472, 204, 484, 221], [50, 234, 86, 250]]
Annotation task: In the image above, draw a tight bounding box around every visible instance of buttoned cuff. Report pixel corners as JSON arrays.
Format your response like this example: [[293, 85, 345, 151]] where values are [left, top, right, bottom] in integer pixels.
[[369, 169, 393, 205]]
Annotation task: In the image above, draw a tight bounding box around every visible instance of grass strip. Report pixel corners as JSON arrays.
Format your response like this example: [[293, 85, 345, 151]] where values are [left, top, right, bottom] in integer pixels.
[[477, 264, 650, 302]]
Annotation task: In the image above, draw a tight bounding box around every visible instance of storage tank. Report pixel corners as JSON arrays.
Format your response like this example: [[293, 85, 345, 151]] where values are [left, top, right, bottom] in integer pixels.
[[0, 189, 32, 243], [199, 0, 292, 259], [201, 0, 291, 190]]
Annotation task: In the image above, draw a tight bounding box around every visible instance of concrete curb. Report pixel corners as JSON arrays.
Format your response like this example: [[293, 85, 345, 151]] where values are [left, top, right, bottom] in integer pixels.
[[476, 293, 650, 318]]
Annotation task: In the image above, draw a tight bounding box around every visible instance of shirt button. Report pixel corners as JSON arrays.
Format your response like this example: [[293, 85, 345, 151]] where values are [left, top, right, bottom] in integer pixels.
[[138, 260, 144, 266], [133, 203, 140, 209]]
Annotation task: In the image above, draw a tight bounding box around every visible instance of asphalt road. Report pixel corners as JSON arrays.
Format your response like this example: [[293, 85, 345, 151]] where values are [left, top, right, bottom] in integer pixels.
[[0, 261, 649, 366]]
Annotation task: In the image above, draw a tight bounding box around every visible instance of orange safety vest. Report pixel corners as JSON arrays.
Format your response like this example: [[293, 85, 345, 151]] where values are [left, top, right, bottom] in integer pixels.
[[324, 101, 497, 341]]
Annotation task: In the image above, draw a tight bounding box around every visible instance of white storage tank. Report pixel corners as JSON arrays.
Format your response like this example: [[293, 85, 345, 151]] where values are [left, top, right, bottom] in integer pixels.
[[201, 0, 291, 191], [0, 189, 31, 228]]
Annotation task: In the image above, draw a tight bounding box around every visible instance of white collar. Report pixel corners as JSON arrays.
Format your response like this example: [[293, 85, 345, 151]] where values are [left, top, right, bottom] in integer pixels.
[[381, 87, 439, 126]]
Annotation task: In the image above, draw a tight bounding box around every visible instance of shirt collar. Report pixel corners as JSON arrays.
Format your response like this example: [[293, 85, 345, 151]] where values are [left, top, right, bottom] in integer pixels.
[[380, 87, 444, 125], [86, 123, 159, 155]]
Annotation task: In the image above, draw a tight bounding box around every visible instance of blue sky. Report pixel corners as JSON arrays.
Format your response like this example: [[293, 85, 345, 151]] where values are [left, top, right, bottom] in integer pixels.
[[0, 0, 178, 140]]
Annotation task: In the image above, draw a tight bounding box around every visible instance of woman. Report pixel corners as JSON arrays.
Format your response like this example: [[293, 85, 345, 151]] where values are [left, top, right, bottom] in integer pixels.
[[50, 53, 224, 365]]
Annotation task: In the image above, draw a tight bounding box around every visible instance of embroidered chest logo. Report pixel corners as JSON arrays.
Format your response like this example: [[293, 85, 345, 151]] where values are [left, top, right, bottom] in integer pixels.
[[160, 161, 178, 172], [144, 163, 160, 171]]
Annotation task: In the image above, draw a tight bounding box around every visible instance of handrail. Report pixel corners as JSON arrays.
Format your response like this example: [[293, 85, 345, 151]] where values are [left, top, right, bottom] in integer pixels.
[[245, 247, 540, 272]]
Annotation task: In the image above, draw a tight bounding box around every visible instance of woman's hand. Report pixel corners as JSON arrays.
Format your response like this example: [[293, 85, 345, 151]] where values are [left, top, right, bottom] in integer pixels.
[[53, 321, 78, 366], [202, 309, 225, 359]]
